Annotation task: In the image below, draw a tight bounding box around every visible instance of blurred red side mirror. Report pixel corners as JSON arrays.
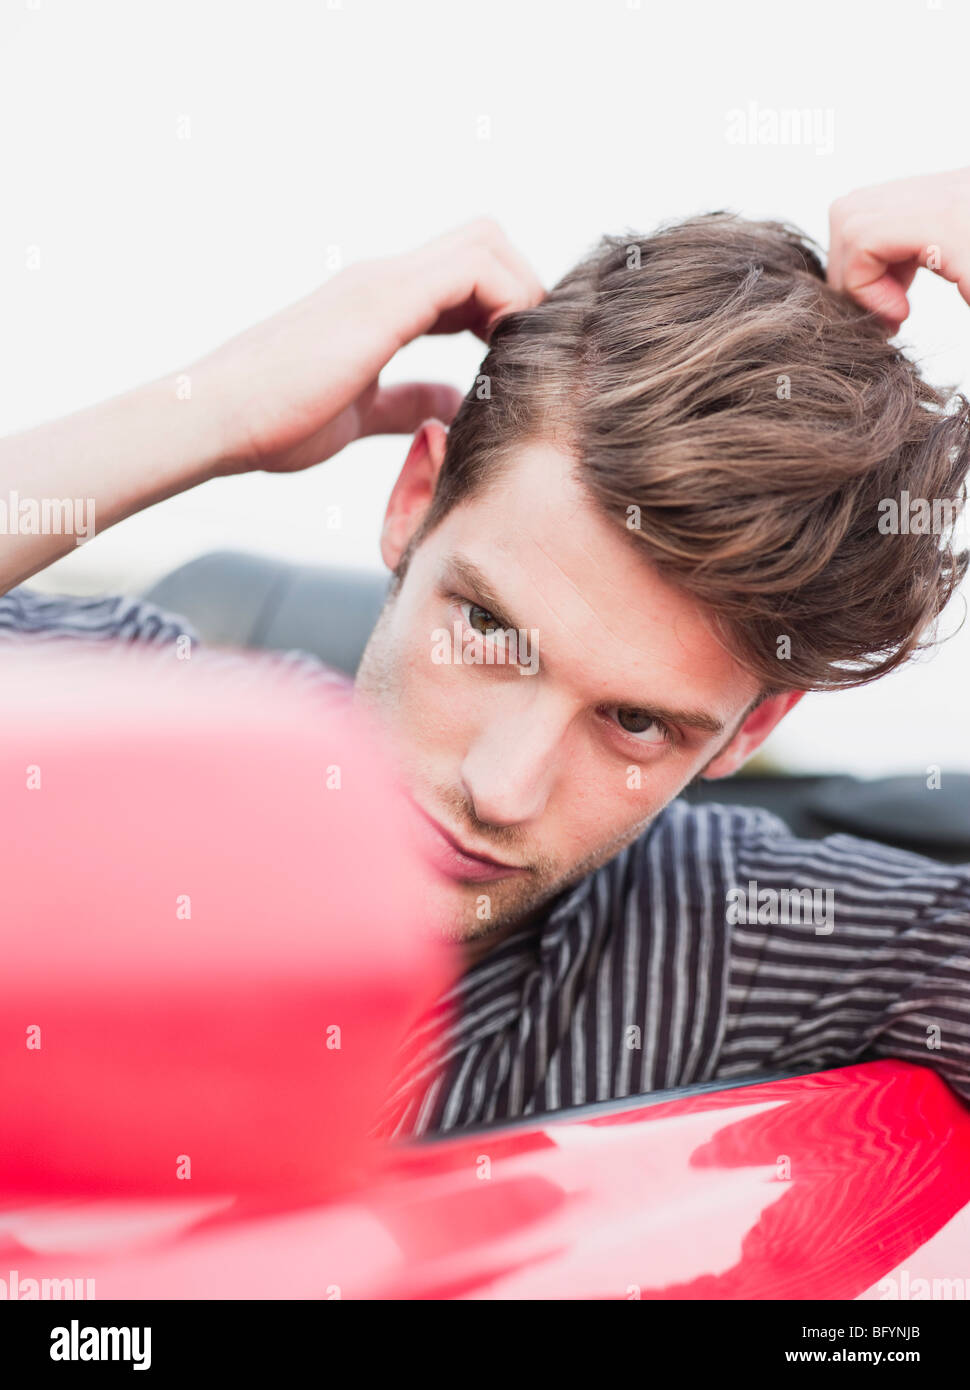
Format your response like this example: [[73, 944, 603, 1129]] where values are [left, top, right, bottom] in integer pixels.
[[0, 645, 448, 1204]]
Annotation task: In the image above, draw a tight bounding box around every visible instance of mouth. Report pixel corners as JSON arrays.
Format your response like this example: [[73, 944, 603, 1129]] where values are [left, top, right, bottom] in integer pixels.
[[408, 801, 529, 884]]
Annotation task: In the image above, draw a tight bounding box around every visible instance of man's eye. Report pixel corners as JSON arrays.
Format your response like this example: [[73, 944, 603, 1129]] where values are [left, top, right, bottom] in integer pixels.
[[461, 600, 504, 637], [609, 707, 670, 745]]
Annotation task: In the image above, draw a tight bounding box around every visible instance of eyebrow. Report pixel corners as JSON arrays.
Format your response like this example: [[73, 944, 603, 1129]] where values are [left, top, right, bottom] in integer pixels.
[[438, 552, 728, 736]]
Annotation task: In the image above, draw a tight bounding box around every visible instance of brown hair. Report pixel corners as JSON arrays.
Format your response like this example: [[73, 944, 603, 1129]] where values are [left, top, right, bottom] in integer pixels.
[[416, 211, 969, 691]]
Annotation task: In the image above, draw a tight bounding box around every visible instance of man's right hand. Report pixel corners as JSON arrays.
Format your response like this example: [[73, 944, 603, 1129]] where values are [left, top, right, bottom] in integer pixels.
[[0, 219, 544, 592], [196, 218, 546, 475]]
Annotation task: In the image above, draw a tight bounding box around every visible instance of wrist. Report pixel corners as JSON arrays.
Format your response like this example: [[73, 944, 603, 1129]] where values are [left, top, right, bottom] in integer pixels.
[[148, 358, 253, 483]]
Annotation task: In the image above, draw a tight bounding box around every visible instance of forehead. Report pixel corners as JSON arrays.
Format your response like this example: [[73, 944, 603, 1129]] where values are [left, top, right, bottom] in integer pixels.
[[430, 441, 759, 714]]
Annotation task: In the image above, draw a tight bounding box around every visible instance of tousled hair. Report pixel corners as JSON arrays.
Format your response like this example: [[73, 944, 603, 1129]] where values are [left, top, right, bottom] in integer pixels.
[[413, 211, 969, 692]]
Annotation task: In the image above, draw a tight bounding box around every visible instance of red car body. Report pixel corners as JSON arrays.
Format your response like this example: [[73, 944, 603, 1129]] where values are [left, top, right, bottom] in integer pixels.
[[3, 1060, 969, 1300]]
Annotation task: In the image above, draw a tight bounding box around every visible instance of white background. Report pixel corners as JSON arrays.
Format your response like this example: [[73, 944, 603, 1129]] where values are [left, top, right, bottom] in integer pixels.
[[1, 0, 968, 776]]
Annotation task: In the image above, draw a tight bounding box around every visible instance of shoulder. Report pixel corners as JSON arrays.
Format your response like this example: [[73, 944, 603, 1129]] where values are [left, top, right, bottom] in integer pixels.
[[639, 800, 961, 939], [0, 585, 354, 699], [0, 586, 199, 646]]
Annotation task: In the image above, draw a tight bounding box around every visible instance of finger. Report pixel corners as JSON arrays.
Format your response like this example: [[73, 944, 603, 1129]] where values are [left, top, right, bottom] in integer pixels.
[[437, 245, 542, 340], [842, 218, 935, 287], [424, 217, 546, 309], [888, 254, 921, 295], [360, 381, 465, 437], [844, 269, 910, 333], [425, 255, 531, 342], [828, 216, 918, 327], [406, 220, 546, 342], [828, 198, 931, 293], [463, 218, 548, 321]]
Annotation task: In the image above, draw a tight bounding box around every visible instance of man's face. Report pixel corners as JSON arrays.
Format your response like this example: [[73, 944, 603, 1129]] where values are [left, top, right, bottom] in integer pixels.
[[354, 429, 796, 956]]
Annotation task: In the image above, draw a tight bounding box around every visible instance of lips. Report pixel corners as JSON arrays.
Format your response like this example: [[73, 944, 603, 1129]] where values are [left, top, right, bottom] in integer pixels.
[[408, 802, 528, 884]]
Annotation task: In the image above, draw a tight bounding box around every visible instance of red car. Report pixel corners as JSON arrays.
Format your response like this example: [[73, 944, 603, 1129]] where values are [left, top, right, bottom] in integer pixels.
[[4, 1061, 967, 1302], [2, 642, 968, 1304]]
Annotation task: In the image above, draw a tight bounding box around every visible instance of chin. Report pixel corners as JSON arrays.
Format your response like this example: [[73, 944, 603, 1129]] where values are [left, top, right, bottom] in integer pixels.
[[415, 872, 547, 944]]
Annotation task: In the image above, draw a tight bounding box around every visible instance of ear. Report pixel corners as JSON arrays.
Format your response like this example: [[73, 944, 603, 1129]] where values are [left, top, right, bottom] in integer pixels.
[[380, 418, 449, 571], [700, 690, 805, 781]]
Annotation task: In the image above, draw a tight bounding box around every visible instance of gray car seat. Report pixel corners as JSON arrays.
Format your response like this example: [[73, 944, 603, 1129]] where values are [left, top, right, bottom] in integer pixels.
[[144, 549, 390, 677]]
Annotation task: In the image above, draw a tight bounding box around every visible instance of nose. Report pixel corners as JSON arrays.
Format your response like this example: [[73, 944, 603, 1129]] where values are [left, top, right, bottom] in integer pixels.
[[458, 687, 569, 827]]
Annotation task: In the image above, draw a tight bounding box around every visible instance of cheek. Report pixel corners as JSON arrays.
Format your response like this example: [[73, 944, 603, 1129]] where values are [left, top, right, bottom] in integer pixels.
[[570, 738, 714, 860], [394, 616, 481, 745], [540, 743, 690, 867]]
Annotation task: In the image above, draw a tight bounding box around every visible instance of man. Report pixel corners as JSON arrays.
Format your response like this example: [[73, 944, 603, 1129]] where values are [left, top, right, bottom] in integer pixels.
[[2, 173, 969, 1139]]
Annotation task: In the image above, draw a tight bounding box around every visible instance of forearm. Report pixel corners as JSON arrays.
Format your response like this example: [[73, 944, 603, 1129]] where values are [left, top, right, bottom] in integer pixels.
[[0, 366, 237, 593]]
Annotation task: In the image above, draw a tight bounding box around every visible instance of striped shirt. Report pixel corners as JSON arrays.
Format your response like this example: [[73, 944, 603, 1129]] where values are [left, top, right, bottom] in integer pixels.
[[5, 586, 970, 1140]]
